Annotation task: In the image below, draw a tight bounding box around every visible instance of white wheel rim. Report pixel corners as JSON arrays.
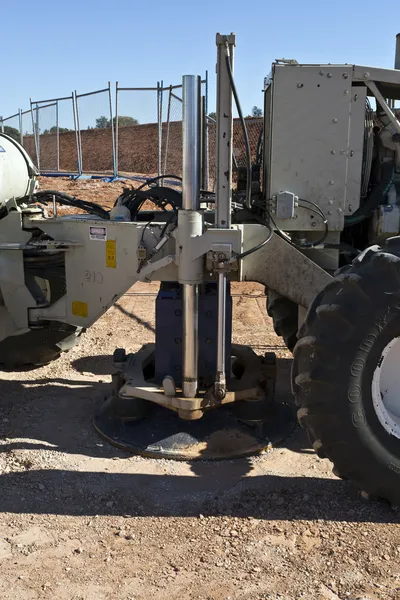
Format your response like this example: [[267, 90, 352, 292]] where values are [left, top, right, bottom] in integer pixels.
[[372, 337, 400, 439]]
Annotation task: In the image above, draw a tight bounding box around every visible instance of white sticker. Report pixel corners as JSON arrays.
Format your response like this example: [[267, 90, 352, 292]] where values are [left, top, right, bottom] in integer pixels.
[[89, 226, 107, 241]]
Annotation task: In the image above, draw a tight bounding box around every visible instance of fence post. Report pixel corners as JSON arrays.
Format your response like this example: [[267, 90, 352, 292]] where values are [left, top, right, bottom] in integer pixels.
[[157, 81, 163, 178], [31, 101, 41, 171], [74, 91, 83, 175], [108, 82, 117, 179], [71, 92, 80, 175], [55, 100, 60, 172], [163, 86, 172, 176], [0, 116, 3, 133], [115, 82, 119, 178], [18, 109, 23, 145]]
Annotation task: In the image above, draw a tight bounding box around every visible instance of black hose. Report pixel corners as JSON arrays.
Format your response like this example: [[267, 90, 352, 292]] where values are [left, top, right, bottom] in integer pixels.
[[345, 162, 394, 226], [225, 53, 252, 208]]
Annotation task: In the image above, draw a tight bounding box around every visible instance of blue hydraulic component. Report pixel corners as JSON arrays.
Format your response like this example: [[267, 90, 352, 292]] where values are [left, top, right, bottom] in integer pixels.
[[155, 283, 232, 388]]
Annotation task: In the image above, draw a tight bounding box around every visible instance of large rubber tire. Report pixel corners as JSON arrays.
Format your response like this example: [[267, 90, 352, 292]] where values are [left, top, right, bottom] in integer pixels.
[[266, 290, 298, 352], [293, 238, 400, 505]]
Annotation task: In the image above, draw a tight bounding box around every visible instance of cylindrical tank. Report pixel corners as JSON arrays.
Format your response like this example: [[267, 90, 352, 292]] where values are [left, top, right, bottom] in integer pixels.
[[0, 133, 38, 206]]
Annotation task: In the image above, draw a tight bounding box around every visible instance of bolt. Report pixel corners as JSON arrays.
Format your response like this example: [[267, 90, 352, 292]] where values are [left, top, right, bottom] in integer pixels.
[[331, 150, 336, 155], [297, 83, 304, 88], [329, 180, 335, 185], [342, 73, 349, 79], [319, 70, 324, 76], [215, 388, 226, 400], [332, 118, 338, 123], [344, 90, 349, 95], [337, 208, 342, 213], [364, 72, 370, 78], [311, 221, 317, 228], [348, 205, 353, 212], [218, 253, 226, 261], [340, 150, 346, 155], [327, 73, 332, 78], [328, 200, 333, 205], [327, 211, 332, 215]]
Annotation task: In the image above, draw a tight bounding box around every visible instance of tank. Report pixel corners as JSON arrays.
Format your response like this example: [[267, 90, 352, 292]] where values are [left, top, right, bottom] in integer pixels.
[[0, 133, 38, 206]]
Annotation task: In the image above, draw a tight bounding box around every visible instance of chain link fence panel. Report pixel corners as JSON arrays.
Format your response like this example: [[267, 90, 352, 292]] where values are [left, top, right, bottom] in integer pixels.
[[75, 85, 115, 175], [115, 86, 160, 178]]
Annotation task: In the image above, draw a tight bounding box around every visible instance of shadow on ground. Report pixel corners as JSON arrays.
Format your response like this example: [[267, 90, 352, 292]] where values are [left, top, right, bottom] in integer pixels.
[[0, 356, 397, 524]]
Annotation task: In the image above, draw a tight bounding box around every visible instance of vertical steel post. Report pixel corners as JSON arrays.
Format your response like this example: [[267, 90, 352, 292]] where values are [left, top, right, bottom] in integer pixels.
[[35, 103, 41, 171], [18, 109, 23, 145], [213, 33, 235, 400], [74, 91, 83, 175], [115, 82, 119, 177], [181, 74, 201, 399], [0, 116, 3, 134], [163, 86, 172, 176], [204, 69, 210, 191], [216, 33, 235, 228], [157, 80, 163, 179], [72, 92, 80, 175], [29, 100, 37, 165], [56, 100, 60, 171], [108, 82, 117, 178], [157, 81, 160, 178], [395, 33, 400, 70]]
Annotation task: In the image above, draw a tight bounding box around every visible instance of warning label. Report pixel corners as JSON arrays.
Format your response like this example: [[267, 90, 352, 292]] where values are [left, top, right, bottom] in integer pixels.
[[89, 226, 107, 241]]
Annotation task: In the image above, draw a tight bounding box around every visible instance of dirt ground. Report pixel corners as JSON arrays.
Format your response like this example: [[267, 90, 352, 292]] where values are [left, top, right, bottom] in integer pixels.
[[0, 179, 399, 600]]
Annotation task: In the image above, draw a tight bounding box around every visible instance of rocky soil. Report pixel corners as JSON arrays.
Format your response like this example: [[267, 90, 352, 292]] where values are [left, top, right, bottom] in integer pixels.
[[0, 179, 398, 600]]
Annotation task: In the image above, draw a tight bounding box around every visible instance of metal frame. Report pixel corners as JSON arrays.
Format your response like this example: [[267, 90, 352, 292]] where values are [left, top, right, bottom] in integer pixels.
[[74, 84, 115, 176]]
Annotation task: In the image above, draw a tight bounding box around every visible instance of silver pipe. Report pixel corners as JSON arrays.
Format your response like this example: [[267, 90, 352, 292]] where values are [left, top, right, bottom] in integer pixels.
[[182, 75, 201, 210], [217, 273, 226, 383], [182, 74, 201, 398], [395, 33, 400, 70], [182, 284, 199, 398]]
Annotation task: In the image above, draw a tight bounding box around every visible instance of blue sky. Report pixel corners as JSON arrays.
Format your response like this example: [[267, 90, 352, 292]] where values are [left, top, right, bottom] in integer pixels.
[[2, 0, 400, 129]]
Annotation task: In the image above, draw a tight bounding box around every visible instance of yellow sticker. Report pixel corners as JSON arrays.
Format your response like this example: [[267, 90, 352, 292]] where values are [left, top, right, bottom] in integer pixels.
[[106, 240, 116, 268], [72, 301, 88, 318]]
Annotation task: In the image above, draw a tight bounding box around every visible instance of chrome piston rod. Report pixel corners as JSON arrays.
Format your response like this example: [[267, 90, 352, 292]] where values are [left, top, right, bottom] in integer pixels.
[[181, 74, 201, 398]]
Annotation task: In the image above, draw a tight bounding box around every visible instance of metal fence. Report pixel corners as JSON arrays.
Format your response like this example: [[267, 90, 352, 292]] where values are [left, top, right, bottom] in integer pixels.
[[115, 83, 162, 177], [0, 71, 263, 189], [75, 84, 115, 176]]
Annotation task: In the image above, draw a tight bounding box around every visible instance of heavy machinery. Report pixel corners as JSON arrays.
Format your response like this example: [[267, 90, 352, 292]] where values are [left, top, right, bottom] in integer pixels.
[[2, 33, 400, 504]]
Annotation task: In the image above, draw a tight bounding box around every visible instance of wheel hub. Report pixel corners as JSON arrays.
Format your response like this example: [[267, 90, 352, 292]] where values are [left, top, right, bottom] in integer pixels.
[[372, 336, 400, 439]]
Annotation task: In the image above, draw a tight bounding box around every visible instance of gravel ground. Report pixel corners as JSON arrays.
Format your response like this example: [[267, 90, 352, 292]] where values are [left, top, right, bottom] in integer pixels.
[[0, 179, 398, 600]]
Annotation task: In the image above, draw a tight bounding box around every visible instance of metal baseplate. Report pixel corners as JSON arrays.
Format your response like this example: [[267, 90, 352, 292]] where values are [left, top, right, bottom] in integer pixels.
[[93, 343, 296, 460], [111, 343, 276, 421]]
